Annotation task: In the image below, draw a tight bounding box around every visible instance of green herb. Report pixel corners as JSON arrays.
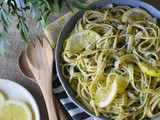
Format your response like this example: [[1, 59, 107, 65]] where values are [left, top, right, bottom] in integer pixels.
[[84, 67, 87, 71], [0, 41, 4, 56], [70, 0, 87, 10], [108, 59, 115, 67], [97, 21, 103, 24], [124, 43, 128, 48], [156, 82, 160, 88], [140, 93, 145, 102], [58, 0, 65, 12], [111, 11, 116, 15], [64, 0, 74, 12], [0, 0, 87, 55], [121, 105, 126, 110], [147, 56, 151, 60], [74, 66, 80, 72], [110, 112, 117, 116], [94, 43, 97, 49], [134, 94, 139, 97], [108, 38, 112, 41], [128, 109, 136, 113], [99, 29, 104, 35], [113, 23, 118, 27]]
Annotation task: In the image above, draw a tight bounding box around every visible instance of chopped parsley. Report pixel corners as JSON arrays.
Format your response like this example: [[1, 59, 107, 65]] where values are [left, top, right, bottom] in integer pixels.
[[128, 109, 136, 113], [121, 105, 126, 110], [140, 93, 145, 102], [74, 66, 80, 72], [156, 82, 160, 88], [94, 42, 97, 49], [110, 112, 117, 116], [111, 11, 116, 15], [108, 59, 115, 68]]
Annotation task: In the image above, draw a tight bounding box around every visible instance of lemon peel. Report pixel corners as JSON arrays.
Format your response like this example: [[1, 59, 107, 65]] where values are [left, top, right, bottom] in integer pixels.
[[65, 30, 101, 57], [0, 100, 32, 120]]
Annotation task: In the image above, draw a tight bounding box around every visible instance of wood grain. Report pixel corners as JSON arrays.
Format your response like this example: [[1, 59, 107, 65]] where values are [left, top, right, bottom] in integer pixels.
[[24, 38, 69, 120]]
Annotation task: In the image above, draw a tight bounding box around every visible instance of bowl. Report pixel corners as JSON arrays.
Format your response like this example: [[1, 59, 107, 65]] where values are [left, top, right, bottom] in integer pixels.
[[55, 0, 160, 119], [0, 79, 40, 120]]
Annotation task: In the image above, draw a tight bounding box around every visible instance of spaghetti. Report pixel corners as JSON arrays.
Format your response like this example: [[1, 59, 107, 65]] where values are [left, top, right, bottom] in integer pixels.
[[62, 5, 160, 120]]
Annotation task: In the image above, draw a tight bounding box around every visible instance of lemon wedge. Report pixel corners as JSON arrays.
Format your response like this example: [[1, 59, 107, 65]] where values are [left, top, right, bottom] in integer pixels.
[[0, 92, 5, 104], [65, 30, 101, 57], [0, 100, 32, 120], [122, 8, 153, 23], [95, 75, 129, 108], [138, 61, 160, 77]]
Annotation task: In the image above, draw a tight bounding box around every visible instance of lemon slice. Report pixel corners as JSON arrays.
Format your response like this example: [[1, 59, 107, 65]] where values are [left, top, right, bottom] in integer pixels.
[[65, 30, 101, 57], [0, 92, 5, 104], [0, 100, 32, 120], [138, 61, 160, 77], [122, 8, 153, 23], [95, 76, 129, 108]]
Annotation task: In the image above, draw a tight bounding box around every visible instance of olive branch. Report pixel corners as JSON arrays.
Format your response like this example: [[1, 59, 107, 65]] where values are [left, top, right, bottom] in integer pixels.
[[0, 0, 87, 55]]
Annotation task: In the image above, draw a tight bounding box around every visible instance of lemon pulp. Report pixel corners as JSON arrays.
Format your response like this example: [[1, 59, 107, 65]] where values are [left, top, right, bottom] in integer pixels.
[[65, 30, 101, 57], [95, 75, 129, 108], [122, 8, 153, 23], [0, 100, 32, 120]]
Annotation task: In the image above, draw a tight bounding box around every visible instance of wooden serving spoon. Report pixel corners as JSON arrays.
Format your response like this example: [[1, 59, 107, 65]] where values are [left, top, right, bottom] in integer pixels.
[[18, 50, 70, 120], [18, 51, 35, 82], [25, 38, 59, 120], [18, 37, 68, 120]]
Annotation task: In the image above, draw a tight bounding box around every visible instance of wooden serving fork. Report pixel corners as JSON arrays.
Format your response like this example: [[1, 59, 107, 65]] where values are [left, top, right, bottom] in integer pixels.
[[25, 37, 68, 120]]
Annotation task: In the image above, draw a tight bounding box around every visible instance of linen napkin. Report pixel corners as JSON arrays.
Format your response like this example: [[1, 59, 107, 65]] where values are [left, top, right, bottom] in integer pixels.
[[52, 74, 94, 120], [45, 0, 97, 120], [44, 0, 97, 49]]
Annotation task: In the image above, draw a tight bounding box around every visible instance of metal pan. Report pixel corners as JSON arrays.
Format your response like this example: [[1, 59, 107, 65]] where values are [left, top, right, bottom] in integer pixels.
[[55, 0, 160, 119]]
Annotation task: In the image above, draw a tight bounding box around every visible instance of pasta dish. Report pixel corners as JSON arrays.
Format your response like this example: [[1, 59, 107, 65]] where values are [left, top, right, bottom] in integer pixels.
[[62, 4, 160, 120]]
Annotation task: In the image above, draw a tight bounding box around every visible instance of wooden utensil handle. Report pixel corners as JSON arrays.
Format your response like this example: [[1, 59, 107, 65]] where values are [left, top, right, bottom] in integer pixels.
[[52, 93, 69, 120], [41, 82, 59, 120], [38, 72, 59, 120]]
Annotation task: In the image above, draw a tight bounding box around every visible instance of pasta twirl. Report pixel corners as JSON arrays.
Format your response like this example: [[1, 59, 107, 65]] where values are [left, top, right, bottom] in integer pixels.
[[62, 5, 160, 120]]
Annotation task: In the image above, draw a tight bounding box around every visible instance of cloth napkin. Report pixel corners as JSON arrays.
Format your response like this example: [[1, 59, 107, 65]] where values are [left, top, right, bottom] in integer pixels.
[[52, 73, 94, 120], [45, 0, 97, 120], [44, 0, 96, 49]]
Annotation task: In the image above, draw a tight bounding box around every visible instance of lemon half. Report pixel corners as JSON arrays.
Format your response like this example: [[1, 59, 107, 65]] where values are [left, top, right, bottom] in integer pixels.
[[65, 30, 101, 57], [122, 8, 153, 23], [95, 76, 129, 108], [138, 61, 160, 77], [0, 100, 32, 120]]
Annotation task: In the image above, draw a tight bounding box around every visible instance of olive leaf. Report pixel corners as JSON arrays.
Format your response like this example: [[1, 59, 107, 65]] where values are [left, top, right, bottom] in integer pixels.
[[0, 40, 4, 56], [64, 0, 74, 12], [70, 0, 87, 10], [58, 0, 65, 12], [20, 29, 29, 43], [0, 0, 87, 55]]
